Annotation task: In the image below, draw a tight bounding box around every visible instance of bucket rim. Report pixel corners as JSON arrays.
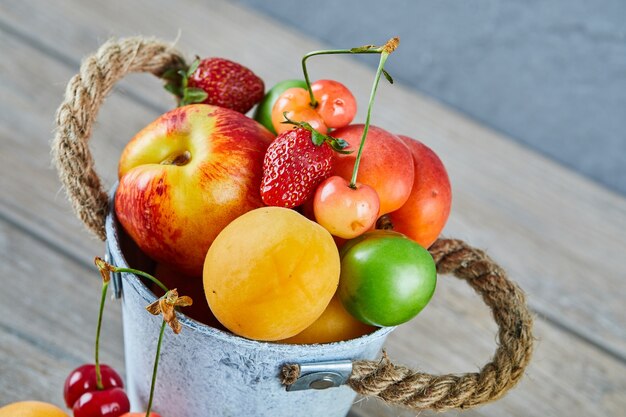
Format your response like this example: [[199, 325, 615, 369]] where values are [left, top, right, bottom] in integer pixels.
[[106, 185, 395, 354]]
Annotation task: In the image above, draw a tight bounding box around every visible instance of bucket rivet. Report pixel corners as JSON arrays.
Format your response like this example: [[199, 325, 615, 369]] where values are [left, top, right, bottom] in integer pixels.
[[309, 376, 337, 390]]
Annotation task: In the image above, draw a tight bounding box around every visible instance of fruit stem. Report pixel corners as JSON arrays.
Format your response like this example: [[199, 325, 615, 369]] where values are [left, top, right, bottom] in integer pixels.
[[301, 46, 384, 108], [349, 39, 397, 188], [145, 320, 167, 417], [94, 280, 109, 390], [112, 266, 169, 293]]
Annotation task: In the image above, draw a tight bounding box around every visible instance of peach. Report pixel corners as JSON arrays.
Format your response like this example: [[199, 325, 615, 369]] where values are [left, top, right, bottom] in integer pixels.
[[279, 295, 376, 344], [386, 136, 451, 248], [203, 207, 340, 341], [330, 124, 414, 215]]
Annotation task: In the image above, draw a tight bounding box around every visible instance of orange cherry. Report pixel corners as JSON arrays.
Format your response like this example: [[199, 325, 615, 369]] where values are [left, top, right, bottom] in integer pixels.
[[313, 176, 380, 239], [271, 87, 327, 135]]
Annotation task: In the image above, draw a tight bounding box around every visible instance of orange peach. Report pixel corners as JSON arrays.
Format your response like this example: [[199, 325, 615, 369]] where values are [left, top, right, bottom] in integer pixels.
[[330, 124, 414, 216], [203, 207, 340, 341], [386, 136, 451, 248], [280, 295, 376, 344]]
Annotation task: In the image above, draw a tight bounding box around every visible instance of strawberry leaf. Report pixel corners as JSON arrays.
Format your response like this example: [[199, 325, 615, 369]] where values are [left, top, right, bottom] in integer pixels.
[[182, 87, 208, 105], [187, 58, 201, 77], [328, 138, 352, 154], [310, 130, 326, 146], [161, 64, 187, 99], [281, 113, 352, 154], [164, 83, 181, 96], [161, 67, 179, 80]]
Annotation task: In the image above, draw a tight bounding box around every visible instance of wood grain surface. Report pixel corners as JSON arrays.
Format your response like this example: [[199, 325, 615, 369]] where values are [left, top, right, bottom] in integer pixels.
[[0, 0, 625, 415]]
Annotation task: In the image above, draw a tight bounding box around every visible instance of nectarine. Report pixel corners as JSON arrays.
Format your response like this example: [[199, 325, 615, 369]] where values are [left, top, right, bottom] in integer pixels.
[[386, 136, 451, 248], [115, 104, 274, 277], [330, 124, 414, 216]]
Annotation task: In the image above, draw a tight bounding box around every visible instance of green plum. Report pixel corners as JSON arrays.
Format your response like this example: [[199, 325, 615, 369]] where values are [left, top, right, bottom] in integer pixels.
[[339, 230, 437, 327], [253, 79, 307, 134]]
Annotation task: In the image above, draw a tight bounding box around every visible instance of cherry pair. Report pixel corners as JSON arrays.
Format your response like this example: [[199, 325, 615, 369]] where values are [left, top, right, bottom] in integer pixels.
[[64, 364, 128, 417], [63, 258, 187, 417], [63, 259, 130, 417]]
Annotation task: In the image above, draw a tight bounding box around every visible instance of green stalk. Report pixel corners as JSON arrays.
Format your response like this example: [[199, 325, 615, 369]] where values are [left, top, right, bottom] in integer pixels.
[[94, 281, 109, 390], [145, 320, 167, 417], [299, 38, 398, 186], [301, 47, 382, 108], [349, 51, 390, 188], [109, 266, 171, 416], [112, 266, 169, 293]]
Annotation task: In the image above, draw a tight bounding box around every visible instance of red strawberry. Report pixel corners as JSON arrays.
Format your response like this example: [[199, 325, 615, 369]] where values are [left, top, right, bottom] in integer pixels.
[[261, 118, 350, 208], [164, 58, 264, 113]]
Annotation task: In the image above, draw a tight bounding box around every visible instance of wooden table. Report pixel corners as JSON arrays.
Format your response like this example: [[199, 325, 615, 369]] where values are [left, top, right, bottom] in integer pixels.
[[1, 1, 624, 415]]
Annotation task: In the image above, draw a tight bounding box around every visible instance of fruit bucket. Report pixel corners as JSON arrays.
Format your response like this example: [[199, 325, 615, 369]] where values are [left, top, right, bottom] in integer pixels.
[[52, 37, 534, 416], [105, 191, 393, 417]]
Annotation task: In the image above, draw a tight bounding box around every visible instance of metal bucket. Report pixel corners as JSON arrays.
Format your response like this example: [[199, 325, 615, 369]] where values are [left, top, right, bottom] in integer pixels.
[[105, 195, 393, 417]]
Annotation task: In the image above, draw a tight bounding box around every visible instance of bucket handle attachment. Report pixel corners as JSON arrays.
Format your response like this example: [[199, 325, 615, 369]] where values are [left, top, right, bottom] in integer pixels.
[[286, 361, 353, 392], [52, 38, 533, 412]]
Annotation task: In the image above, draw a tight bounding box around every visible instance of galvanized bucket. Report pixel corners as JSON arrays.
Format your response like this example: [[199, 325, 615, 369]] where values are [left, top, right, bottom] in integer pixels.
[[105, 192, 394, 417]]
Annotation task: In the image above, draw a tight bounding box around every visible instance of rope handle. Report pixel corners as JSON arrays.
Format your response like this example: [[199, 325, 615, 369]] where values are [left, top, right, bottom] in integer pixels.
[[283, 238, 534, 411], [52, 38, 533, 411], [52, 37, 185, 240]]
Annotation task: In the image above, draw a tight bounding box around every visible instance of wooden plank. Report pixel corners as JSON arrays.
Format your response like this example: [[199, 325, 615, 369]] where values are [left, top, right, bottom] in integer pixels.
[[0, 30, 163, 266], [1, 0, 625, 360], [1, 218, 625, 415], [0, 220, 124, 408]]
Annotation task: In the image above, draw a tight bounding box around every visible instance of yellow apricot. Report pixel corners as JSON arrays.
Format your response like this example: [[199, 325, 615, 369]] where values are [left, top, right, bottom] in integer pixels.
[[0, 401, 69, 417], [203, 207, 340, 341], [280, 295, 377, 344]]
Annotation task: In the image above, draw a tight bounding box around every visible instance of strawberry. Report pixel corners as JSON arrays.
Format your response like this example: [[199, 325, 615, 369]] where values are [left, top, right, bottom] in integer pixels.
[[261, 117, 350, 208], [164, 57, 264, 113]]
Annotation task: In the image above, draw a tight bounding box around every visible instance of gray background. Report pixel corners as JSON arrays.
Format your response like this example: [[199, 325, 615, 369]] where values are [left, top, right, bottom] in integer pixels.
[[236, 0, 626, 195]]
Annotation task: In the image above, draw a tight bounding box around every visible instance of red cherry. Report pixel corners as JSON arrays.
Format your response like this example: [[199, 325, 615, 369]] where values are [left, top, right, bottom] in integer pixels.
[[73, 387, 130, 417], [311, 80, 357, 128], [270, 80, 356, 134], [64, 364, 124, 408]]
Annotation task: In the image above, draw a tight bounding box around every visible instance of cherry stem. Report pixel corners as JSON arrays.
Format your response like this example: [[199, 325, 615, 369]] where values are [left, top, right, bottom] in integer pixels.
[[107, 265, 180, 417], [349, 50, 392, 188], [302, 47, 382, 108], [145, 320, 167, 417], [111, 266, 169, 293], [107, 265, 170, 416], [94, 280, 109, 390]]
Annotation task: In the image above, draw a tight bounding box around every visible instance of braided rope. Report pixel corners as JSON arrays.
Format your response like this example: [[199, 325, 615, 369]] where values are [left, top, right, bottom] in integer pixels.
[[52, 37, 185, 240], [282, 238, 533, 411]]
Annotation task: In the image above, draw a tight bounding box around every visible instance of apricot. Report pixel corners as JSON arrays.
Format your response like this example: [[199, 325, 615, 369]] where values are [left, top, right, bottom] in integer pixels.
[[280, 295, 377, 344], [0, 401, 69, 417], [203, 207, 340, 341]]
